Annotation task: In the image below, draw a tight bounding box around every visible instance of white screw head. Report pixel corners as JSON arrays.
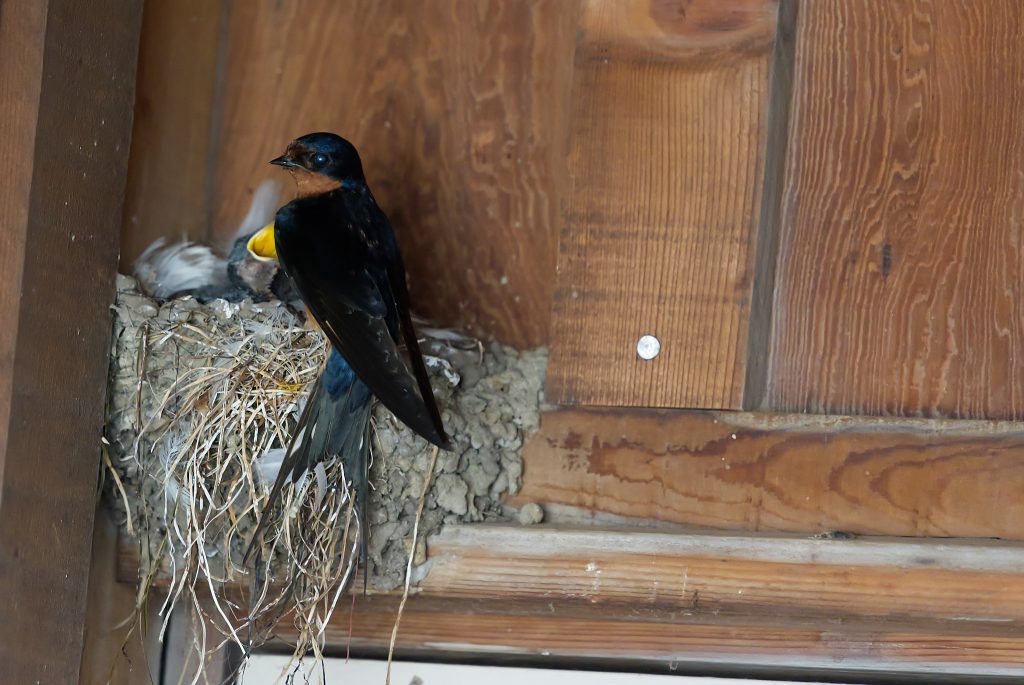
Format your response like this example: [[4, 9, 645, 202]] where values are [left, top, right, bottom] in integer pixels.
[[636, 334, 660, 360]]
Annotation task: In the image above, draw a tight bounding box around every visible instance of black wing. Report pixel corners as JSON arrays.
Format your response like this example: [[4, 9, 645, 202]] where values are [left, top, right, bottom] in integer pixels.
[[275, 195, 451, 449], [381, 227, 452, 452]]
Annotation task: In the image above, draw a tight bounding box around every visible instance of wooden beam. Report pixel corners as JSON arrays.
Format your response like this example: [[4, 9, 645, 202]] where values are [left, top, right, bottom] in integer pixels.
[[547, 0, 779, 409], [119, 0, 227, 265], [422, 526, 1024, 621], [285, 526, 1024, 678], [207, 0, 578, 348], [0, 0, 48, 489], [766, 0, 1024, 419], [512, 407, 1024, 538], [0, 0, 143, 681], [306, 606, 1024, 680], [117, 525, 1024, 678]]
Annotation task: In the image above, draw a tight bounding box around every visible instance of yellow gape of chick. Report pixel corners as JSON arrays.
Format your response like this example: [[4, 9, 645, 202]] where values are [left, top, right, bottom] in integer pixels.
[[246, 223, 278, 261]]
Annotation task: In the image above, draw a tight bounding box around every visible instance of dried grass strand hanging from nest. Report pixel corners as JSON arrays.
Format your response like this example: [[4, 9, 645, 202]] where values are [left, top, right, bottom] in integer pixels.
[[110, 299, 365, 676], [385, 444, 440, 685], [104, 278, 544, 682]]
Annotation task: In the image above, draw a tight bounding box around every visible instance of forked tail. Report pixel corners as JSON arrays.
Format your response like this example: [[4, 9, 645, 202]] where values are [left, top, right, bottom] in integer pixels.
[[244, 349, 372, 573]]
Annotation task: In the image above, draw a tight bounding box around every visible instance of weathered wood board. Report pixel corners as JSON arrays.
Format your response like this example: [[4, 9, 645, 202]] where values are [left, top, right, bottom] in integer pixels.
[[0, 0, 142, 681], [547, 0, 781, 409], [513, 407, 1024, 539], [299, 527, 1024, 678], [766, 0, 1024, 420], [118, 525, 1024, 678]]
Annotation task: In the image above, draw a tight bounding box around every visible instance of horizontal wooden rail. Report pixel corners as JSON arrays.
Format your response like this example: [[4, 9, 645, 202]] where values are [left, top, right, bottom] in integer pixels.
[[421, 526, 1024, 623], [120, 525, 1024, 679], [513, 407, 1024, 539]]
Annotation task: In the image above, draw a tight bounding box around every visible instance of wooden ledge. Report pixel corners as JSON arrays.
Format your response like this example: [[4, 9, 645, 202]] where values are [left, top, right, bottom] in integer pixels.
[[120, 524, 1024, 677], [317, 525, 1024, 678], [419, 526, 1024, 623]]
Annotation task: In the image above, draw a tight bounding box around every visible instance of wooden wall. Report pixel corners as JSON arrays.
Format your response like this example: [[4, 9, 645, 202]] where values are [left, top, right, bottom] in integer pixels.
[[765, 1, 1024, 420], [123, 0, 577, 350], [547, 0, 779, 409], [110, 4, 1024, 676], [120, 0, 224, 262], [544, 0, 1024, 420], [122, 0, 1024, 418]]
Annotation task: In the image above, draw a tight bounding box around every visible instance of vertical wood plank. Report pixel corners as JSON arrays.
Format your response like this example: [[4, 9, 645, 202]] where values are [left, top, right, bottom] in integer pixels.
[[0, 0, 48, 483], [119, 0, 227, 265], [80, 510, 162, 685], [209, 0, 578, 348], [767, 1, 1024, 419], [0, 0, 143, 681], [547, 0, 779, 409]]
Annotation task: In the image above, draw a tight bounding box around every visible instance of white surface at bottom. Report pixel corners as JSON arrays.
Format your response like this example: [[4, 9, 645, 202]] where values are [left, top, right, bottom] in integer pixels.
[[243, 656, 845, 685]]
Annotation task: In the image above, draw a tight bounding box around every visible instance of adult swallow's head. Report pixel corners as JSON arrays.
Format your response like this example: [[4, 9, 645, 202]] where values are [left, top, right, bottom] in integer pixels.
[[270, 132, 365, 197]]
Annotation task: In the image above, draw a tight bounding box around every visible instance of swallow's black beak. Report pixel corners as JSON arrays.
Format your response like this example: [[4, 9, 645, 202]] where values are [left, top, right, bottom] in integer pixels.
[[270, 155, 296, 168]]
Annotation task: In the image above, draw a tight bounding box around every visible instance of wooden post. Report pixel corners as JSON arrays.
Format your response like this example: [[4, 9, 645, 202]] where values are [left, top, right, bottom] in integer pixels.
[[0, 0, 143, 681]]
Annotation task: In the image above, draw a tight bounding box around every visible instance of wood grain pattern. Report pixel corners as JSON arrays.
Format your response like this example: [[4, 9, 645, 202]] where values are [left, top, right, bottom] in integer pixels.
[[0, 0, 142, 681], [292, 529, 1024, 678], [767, 1, 1024, 419], [308, 607, 1024, 679], [118, 528, 1024, 677], [0, 0, 47, 484], [547, 0, 778, 409], [423, 526, 1024, 623], [119, 0, 226, 266], [512, 407, 1024, 538], [209, 0, 577, 348]]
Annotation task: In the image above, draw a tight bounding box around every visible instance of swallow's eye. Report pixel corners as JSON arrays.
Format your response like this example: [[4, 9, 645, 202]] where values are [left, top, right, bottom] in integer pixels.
[[311, 153, 329, 168]]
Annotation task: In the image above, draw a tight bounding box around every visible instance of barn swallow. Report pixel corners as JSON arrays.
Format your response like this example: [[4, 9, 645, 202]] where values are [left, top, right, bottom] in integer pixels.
[[245, 132, 451, 564]]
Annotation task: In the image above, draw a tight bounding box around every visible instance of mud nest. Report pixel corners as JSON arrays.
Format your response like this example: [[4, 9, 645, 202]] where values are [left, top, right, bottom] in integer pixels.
[[102, 273, 545, 661]]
